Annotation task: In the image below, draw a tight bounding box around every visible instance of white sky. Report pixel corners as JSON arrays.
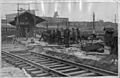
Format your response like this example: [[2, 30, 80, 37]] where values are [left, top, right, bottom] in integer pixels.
[[1, 0, 119, 22]]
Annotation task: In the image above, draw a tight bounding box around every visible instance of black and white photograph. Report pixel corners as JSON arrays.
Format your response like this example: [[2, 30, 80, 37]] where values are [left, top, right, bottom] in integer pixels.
[[1, 0, 119, 77]]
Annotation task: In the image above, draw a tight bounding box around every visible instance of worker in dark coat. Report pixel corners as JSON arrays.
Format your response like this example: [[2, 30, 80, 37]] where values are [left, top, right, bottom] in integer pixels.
[[104, 28, 118, 55], [71, 28, 77, 44], [54, 30, 57, 43], [51, 30, 56, 43], [44, 30, 50, 42], [64, 28, 70, 47], [76, 28, 81, 43], [49, 30, 53, 43], [48, 30, 53, 43], [56, 29, 61, 44], [104, 28, 114, 47], [39, 31, 44, 41], [60, 28, 64, 44], [111, 36, 118, 56], [58, 29, 62, 44]]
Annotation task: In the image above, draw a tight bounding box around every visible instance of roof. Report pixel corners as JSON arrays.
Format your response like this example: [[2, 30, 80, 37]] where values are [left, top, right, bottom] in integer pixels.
[[9, 11, 45, 26], [2, 24, 16, 28], [40, 17, 68, 23], [6, 10, 35, 22]]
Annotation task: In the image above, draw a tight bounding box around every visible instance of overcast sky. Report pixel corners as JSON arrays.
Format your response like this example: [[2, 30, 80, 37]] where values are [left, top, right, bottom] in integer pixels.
[[1, 0, 119, 22]]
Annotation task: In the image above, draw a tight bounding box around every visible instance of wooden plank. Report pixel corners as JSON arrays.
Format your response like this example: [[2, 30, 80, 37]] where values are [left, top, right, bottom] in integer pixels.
[[60, 68, 78, 72], [54, 66, 74, 70], [49, 64, 67, 68], [75, 72, 96, 76], [36, 73, 50, 77], [44, 62, 60, 65], [31, 71, 43, 74], [67, 70, 88, 76], [26, 68, 38, 71]]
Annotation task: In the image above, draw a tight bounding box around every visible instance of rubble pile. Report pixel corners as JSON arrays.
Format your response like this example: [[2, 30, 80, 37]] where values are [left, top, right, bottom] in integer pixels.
[[81, 43, 104, 52]]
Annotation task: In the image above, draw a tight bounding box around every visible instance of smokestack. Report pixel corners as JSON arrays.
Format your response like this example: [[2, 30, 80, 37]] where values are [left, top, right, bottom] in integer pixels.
[[53, 11, 59, 18]]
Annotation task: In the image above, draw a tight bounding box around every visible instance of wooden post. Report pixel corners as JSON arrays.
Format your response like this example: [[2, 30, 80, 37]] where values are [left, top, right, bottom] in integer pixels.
[[114, 14, 116, 24], [16, 3, 20, 38], [93, 12, 95, 34], [92, 12, 95, 43]]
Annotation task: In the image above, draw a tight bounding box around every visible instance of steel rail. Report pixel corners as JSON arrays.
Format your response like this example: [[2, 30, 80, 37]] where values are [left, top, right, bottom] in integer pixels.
[[2, 51, 69, 77], [31, 52, 118, 76]]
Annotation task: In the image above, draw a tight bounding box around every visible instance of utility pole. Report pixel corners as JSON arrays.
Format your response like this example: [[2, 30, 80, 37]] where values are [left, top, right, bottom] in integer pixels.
[[114, 14, 118, 32], [16, 3, 20, 38], [91, 12, 96, 43], [93, 12, 95, 34], [54, 11, 59, 30], [30, 3, 35, 38], [28, 3, 30, 11], [114, 14, 116, 24]]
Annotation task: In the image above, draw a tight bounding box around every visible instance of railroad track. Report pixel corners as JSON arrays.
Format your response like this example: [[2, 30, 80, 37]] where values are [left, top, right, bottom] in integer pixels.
[[2, 51, 118, 77]]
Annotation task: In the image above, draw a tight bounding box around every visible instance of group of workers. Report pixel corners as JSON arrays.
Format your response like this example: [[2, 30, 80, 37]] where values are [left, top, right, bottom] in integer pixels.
[[39, 28, 95, 47], [11, 27, 118, 56], [38, 27, 118, 56]]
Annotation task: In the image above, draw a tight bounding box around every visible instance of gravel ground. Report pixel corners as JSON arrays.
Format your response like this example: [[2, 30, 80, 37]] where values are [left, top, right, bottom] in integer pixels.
[[23, 39, 118, 73], [1, 60, 28, 77], [2, 39, 118, 74], [1, 40, 29, 77], [44, 49, 118, 73]]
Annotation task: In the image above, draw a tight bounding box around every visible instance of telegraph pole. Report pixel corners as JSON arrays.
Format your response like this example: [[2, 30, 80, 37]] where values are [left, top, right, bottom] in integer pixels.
[[28, 3, 30, 11], [91, 12, 96, 43], [93, 12, 95, 34], [114, 14, 118, 32], [16, 3, 20, 38], [114, 14, 117, 24]]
